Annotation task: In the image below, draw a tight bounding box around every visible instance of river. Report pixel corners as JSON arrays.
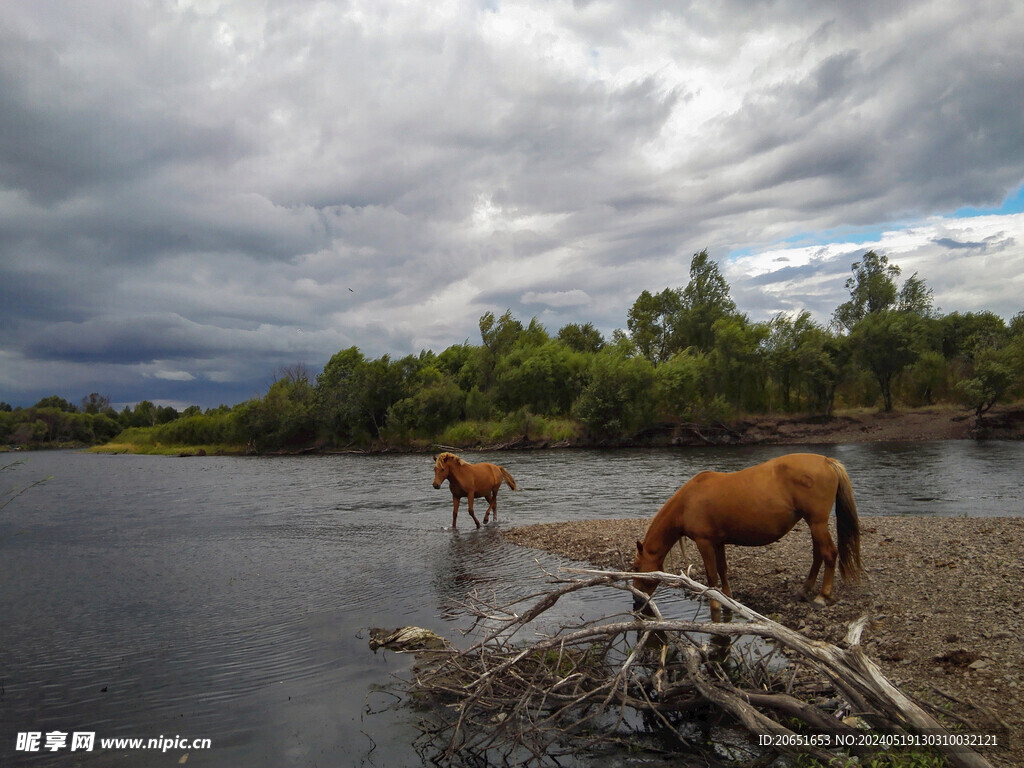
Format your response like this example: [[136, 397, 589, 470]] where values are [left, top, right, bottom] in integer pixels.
[[2, 441, 1022, 766]]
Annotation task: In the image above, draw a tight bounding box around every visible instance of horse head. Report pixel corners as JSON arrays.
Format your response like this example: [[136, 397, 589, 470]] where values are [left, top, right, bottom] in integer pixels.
[[432, 452, 456, 489], [631, 539, 662, 613]]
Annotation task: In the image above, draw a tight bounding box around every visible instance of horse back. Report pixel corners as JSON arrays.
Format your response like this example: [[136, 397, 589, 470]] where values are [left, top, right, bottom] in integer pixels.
[[679, 454, 838, 543], [457, 461, 505, 494]]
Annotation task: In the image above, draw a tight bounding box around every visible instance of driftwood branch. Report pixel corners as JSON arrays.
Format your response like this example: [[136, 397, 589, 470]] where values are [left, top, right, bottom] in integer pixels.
[[386, 567, 995, 768]]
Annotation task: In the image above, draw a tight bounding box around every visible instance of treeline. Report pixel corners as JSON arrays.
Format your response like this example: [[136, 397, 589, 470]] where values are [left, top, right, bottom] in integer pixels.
[[0, 393, 221, 448], [4, 250, 1023, 452]]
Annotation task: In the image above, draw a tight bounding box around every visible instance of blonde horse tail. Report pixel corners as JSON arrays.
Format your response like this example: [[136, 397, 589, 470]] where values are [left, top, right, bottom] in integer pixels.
[[500, 466, 518, 491], [828, 458, 862, 581]]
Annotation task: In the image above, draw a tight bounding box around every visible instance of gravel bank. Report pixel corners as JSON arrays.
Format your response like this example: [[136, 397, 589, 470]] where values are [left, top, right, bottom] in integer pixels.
[[502, 515, 1024, 767]]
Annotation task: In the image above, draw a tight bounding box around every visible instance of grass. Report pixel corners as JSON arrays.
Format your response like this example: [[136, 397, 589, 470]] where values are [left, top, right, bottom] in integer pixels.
[[89, 442, 246, 456]]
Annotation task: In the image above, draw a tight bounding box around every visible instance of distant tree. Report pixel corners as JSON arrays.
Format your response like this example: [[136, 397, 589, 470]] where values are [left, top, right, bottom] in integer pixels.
[[126, 401, 158, 427], [495, 341, 588, 416], [80, 393, 112, 414], [315, 346, 368, 442], [676, 249, 739, 353], [34, 396, 76, 413], [627, 288, 682, 363], [832, 251, 901, 331], [707, 315, 768, 413], [851, 311, 921, 412], [557, 322, 605, 353], [896, 272, 935, 317], [762, 312, 824, 411], [938, 311, 1008, 361], [1009, 310, 1024, 337], [955, 346, 1018, 422], [799, 329, 851, 416], [572, 346, 655, 437], [654, 350, 706, 420], [237, 374, 316, 449], [0, 402, 12, 412], [903, 350, 947, 406], [436, 342, 475, 381], [478, 310, 528, 387], [386, 381, 465, 437], [479, 310, 525, 358]]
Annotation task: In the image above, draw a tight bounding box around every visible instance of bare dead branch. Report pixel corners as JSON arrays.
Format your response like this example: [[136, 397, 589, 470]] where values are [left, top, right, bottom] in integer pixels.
[[378, 567, 995, 768]]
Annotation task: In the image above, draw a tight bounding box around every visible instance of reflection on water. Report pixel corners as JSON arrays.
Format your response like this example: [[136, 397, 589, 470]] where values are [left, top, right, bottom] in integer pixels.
[[1, 441, 1022, 766]]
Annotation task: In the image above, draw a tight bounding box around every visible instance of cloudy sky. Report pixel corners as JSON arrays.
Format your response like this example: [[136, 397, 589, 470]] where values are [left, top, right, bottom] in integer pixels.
[[2, 0, 1023, 409]]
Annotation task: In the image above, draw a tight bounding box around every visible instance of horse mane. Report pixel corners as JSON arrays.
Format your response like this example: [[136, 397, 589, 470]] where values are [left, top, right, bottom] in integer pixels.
[[435, 451, 464, 468]]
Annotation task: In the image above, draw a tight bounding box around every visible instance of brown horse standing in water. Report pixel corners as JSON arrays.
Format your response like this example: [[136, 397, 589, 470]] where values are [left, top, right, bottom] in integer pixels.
[[632, 453, 861, 610], [432, 452, 518, 529]]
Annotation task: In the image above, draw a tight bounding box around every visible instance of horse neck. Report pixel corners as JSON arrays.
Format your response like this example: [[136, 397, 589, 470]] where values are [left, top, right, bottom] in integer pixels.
[[445, 459, 468, 485], [643, 502, 684, 561]]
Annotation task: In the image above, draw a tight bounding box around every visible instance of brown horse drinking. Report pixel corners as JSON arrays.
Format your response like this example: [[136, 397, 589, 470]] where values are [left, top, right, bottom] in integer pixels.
[[432, 452, 518, 529], [632, 453, 861, 611]]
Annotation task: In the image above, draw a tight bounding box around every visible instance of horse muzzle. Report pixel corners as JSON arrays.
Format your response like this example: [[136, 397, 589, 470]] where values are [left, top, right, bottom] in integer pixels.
[[432, 482, 440, 489]]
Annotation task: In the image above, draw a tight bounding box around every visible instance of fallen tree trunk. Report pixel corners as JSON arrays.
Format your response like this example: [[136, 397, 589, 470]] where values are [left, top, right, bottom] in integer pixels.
[[387, 567, 996, 768]]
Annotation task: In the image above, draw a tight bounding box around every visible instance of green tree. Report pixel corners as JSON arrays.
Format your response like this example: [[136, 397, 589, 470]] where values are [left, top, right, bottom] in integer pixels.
[[386, 380, 465, 437], [654, 350, 706, 420], [832, 251, 901, 331], [315, 347, 370, 443], [626, 288, 682, 363], [557, 322, 605, 353], [236, 371, 316, 449], [478, 310, 532, 387], [495, 340, 588, 416], [34, 396, 76, 413], [572, 344, 655, 438], [955, 346, 1018, 421], [903, 350, 947, 406], [480, 310, 526, 356], [938, 311, 1008, 361], [798, 328, 851, 416], [762, 311, 826, 411], [851, 311, 921, 411], [676, 249, 739, 353], [80, 393, 112, 414], [897, 272, 935, 317], [707, 315, 768, 412]]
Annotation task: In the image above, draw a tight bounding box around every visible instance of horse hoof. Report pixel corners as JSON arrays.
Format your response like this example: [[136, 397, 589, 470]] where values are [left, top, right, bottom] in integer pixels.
[[811, 596, 828, 608]]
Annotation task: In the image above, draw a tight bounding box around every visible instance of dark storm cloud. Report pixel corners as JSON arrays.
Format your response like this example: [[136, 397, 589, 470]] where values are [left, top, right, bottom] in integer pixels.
[[1, 0, 1022, 407]]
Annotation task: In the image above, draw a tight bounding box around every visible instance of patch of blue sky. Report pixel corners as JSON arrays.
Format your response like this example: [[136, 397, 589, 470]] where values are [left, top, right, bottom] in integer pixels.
[[951, 182, 1024, 217], [727, 223, 892, 261], [727, 182, 1024, 263]]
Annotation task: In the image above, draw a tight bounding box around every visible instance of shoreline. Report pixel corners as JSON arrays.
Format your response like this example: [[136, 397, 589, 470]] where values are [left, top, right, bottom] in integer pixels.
[[81, 404, 1024, 456], [501, 515, 1024, 767]]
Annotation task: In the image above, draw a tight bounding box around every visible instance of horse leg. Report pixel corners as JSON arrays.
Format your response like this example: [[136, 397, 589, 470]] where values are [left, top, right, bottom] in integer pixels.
[[483, 490, 497, 524], [675, 538, 689, 573], [451, 496, 460, 529], [805, 521, 838, 606], [466, 496, 481, 529], [694, 538, 725, 622], [714, 543, 732, 598]]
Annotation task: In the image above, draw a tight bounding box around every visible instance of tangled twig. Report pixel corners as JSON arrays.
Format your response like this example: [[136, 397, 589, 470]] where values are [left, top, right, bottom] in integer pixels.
[[386, 567, 994, 768]]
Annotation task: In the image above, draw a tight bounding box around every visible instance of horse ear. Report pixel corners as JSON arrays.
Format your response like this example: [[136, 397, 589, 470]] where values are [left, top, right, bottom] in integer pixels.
[[636, 540, 644, 554]]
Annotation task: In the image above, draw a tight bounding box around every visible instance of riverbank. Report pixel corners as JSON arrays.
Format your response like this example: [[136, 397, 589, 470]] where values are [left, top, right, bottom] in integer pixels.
[[501, 515, 1024, 767], [81, 403, 1024, 456]]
